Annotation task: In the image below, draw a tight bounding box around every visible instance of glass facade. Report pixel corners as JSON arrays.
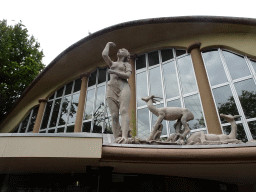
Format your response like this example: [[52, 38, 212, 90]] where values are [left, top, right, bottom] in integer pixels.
[[14, 47, 256, 142], [136, 49, 206, 140], [202, 49, 256, 141], [37, 68, 111, 134], [13, 106, 39, 133]]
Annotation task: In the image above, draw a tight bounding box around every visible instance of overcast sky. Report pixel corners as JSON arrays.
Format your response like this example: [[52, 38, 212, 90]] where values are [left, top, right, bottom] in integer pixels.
[[1, 0, 256, 66]]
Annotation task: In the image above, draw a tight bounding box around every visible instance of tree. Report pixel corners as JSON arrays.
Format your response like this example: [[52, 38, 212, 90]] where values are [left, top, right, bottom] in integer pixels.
[[0, 20, 45, 123]]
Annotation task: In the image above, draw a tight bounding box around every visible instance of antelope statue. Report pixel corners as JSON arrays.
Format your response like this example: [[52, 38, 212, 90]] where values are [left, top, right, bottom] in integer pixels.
[[141, 95, 194, 143], [185, 114, 242, 145]]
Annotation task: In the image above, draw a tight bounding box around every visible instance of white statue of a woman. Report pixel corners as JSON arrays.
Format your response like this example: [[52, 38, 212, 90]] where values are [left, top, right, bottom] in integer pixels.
[[102, 42, 132, 144]]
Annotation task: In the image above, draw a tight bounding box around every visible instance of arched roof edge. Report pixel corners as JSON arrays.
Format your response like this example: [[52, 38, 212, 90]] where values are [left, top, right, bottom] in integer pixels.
[[2, 15, 256, 125]]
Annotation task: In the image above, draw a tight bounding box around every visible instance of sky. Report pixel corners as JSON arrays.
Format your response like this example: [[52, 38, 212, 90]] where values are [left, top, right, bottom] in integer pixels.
[[1, 0, 256, 66]]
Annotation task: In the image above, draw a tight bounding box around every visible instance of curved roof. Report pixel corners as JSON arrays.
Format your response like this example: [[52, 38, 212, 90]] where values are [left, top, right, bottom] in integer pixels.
[[2, 15, 256, 132]]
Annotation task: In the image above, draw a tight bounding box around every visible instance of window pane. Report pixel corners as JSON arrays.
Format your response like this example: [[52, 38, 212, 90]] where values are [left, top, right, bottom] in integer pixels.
[[162, 60, 179, 99], [84, 89, 95, 120], [175, 49, 186, 57], [104, 116, 113, 134], [57, 127, 65, 133], [20, 113, 30, 133], [184, 94, 205, 130], [248, 121, 256, 140], [48, 129, 55, 133], [222, 51, 250, 80], [234, 79, 256, 119], [136, 72, 148, 107], [65, 81, 73, 95], [94, 86, 106, 119], [66, 125, 74, 133], [98, 68, 107, 84], [202, 50, 228, 86], [93, 118, 104, 133], [82, 121, 91, 132], [177, 55, 197, 94], [151, 103, 167, 136], [223, 124, 248, 142], [149, 67, 163, 99], [137, 108, 150, 140], [74, 78, 81, 93], [161, 49, 173, 62], [167, 99, 182, 134], [68, 93, 79, 124], [88, 70, 97, 87], [148, 51, 159, 67], [27, 107, 39, 132], [58, 96, 72, 126], [49, 99, 61, 127], [41, 101, 53, 129], [49, 93, 54, 100], [136, 55, 146, 70], [250, 60, 256, 74], [212, 86, 239, 124], [56, 87, 64, 98]]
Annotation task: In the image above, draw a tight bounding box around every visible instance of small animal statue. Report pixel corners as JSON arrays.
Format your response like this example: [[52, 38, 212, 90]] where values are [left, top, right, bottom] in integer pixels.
[[141, 95, 194, 143], [186, 114, 243, 145]]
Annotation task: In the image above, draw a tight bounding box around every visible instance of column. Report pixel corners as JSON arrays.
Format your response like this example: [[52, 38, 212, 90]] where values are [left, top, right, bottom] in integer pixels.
[[74, 72, 90, 132], [128, 55, 137, 137], [32, 98, 48, 133], [187, 42, 222, 134]]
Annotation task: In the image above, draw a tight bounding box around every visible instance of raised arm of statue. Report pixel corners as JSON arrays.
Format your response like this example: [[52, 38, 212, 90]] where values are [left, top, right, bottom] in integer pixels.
[[102, 42, 116, 67]]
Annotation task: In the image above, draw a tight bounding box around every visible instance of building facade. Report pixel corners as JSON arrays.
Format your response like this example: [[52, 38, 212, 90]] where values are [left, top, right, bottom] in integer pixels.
[[1, 16, 256, 191]]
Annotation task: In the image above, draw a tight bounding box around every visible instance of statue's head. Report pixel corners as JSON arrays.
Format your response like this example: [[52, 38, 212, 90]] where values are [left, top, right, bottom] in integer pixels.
[[117, 48, 130, 62]]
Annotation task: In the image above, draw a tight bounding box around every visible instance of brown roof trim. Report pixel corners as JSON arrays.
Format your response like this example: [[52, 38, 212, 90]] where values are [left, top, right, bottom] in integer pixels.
[[3, 16, 256, 124]]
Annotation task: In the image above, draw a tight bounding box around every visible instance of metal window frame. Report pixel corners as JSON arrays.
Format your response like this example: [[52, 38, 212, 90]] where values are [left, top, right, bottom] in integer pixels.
[[219, 49, 253, 140], [135, 48, 207, 138]]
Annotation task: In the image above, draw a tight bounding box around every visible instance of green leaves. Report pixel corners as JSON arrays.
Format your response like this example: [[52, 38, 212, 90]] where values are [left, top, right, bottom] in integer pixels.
[[0, 20, 45, 123]]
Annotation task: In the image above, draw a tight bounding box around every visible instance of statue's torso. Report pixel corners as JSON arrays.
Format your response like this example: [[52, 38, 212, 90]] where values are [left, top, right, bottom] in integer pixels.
[[108, 62, 128, 88]]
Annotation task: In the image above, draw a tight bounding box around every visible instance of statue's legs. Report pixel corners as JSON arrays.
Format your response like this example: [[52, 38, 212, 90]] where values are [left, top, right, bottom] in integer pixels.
[[107, 98, 121, 139], [180, 114, 191, 140], [119, 84, 131, 141]]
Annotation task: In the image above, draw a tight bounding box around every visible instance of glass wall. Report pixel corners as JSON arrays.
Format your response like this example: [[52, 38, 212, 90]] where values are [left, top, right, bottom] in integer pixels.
[[15, 47, 256, 142], [39, 78, 81, 133], [13, 106, 39, 133], [136, 49, 206, 139], [37, 68, 111, 134], [82, 68, 112, 134], [202, 49, 256, 142]]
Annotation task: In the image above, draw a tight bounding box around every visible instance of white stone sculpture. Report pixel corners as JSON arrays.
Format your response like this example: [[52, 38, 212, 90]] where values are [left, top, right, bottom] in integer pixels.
[[141, 95, 194, 143], [102, 42, 132, 144], [185, 114, 243, 145]]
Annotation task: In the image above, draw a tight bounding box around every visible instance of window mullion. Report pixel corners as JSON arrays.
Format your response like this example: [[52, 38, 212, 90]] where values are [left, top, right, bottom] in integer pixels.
[[158, 50, 169, 136], [90, 69, 99, 133], [145, 53, 152, 133], [25, 109, 34, 133]]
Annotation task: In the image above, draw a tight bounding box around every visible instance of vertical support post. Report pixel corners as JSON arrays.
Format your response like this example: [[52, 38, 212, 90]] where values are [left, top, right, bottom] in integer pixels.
[[128, 55, 137, 136], [97, 167, 113, 192], [187, 42, 222, 134], [74, 72, 90, 132], [33, 98, 48, 133]]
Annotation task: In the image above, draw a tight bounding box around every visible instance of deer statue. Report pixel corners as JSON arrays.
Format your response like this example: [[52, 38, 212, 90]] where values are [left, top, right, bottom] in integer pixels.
[[141, 95, 194, 143], [185, 114, 243, 145]]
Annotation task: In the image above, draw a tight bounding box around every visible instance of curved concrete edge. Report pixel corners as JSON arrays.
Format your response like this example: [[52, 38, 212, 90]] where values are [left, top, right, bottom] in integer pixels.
[[101, 145, 256, 163]]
